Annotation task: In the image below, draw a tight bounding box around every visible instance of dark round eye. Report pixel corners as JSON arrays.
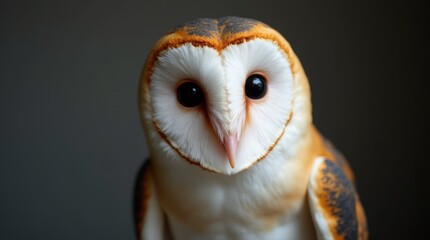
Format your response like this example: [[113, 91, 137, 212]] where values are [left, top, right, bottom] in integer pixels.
[[245, 74, 267, 99], [177, 82, 204, 108]]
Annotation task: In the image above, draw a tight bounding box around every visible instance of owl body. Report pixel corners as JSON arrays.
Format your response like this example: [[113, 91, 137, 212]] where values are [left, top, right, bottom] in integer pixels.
[[148, 126, 319, 240], [136, 17, 367, 240]]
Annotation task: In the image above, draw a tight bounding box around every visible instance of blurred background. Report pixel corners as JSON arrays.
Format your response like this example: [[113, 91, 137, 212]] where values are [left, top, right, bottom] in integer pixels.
[[1, 0, 426, 239]]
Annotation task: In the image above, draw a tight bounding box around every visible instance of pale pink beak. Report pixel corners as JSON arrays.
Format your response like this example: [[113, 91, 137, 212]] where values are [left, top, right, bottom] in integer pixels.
[[223, 134, 237, 168]]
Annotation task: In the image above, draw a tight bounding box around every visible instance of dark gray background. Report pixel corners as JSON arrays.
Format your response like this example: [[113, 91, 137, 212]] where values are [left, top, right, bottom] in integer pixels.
[[1, 0, 426, 239]]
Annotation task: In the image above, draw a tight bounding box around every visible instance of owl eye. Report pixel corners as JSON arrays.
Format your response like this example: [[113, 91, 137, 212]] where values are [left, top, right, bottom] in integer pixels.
[[177, 82, 204, 108], [245, 74, 267, 99]]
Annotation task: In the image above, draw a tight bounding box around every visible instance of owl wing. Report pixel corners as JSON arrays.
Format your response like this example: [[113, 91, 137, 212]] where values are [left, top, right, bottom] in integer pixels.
[[307, 155, 368, 240], [134, 159, 168, 240]]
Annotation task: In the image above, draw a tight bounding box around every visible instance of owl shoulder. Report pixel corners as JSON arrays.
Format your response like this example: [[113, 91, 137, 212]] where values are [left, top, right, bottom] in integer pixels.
[[307, 154, 368, 240]]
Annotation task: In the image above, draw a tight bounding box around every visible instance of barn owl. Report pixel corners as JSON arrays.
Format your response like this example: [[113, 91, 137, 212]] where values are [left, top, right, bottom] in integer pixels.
[[135, 16, 368, 240]]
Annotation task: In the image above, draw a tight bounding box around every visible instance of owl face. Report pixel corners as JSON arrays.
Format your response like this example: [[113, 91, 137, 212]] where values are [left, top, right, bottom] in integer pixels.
[[140, 17, 309, 175]]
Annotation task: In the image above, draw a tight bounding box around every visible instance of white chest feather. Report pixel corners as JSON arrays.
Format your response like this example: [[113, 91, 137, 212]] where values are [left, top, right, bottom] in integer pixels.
[[166, 189, 316, 240], [151, 141, 317, 240]]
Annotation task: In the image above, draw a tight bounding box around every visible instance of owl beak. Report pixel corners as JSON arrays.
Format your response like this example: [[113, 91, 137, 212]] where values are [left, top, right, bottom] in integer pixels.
[[223, 134, 237, 168]]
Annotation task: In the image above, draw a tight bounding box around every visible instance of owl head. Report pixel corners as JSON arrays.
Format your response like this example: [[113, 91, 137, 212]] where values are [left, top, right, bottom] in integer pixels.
[[139, 17, 312, 175]]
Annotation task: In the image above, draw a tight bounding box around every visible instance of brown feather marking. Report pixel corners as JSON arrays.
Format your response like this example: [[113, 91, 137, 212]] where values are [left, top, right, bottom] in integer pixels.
[[356, 198, 369, 240], [134, 160, 152, 239], [311, 127, 368, 239], [323, 139, 355, 182], [313, 159, 365, 240]]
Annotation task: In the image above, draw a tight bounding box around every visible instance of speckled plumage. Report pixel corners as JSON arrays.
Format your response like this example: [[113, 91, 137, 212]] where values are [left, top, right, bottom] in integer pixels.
[[172, 17, 262, 37], [135, 16, 368, 240]]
